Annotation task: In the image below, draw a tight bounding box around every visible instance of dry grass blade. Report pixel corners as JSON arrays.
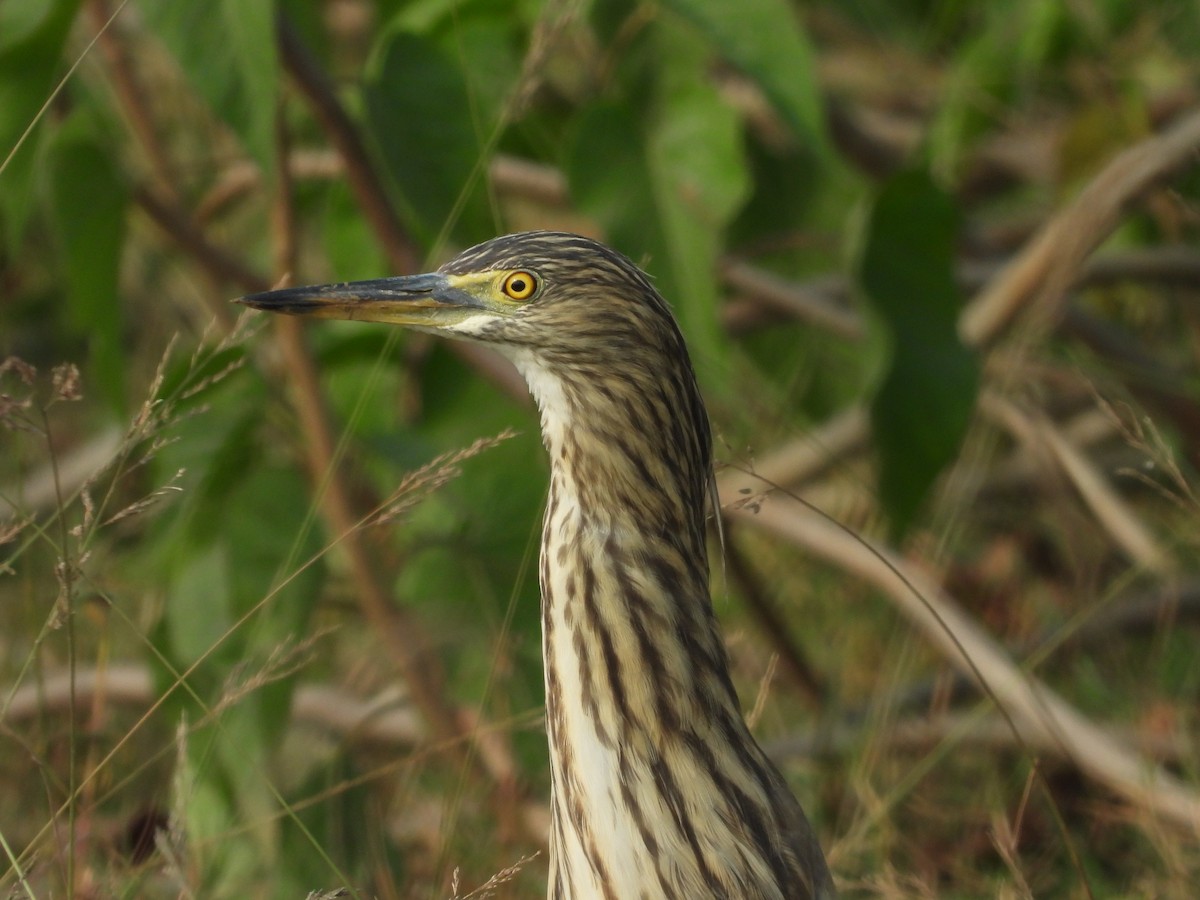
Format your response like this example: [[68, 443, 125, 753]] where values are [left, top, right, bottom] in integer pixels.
[[724, 490, 1200, 831], [961, 107, 1200, 348], [767, 709, 1189, 766], [449, 852, 540, 899], [1100, 394, 1199, 511], [370, 429, 519, 526], [982, 392, 1175, 574], [2, 663, 428, 751], [720, 259, 865, 339], [718, 406, 870, 497], [205, 631, 330, 724], [991, 810, 1036, 900]]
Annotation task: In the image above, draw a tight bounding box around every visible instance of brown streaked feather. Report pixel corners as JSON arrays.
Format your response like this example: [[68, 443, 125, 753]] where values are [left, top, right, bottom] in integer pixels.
[[454, 233, 836, 899]]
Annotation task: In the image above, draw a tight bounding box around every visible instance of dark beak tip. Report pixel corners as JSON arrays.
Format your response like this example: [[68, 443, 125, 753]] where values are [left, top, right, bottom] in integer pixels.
[[234, 291, 268, 309], [235, 291, 299, 312]]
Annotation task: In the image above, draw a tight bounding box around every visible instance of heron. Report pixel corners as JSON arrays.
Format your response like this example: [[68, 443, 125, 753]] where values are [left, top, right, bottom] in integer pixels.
[[239, 231, 836, 899]]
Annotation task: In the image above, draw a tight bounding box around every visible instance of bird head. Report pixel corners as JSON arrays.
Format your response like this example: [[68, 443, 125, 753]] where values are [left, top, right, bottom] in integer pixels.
[[237, 231, 684, 365], [238, 231, 712, 519]]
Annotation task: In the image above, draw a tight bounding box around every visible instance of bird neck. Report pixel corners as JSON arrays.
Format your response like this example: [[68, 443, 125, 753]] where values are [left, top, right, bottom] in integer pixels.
[[512, 345, 713, 550], [524, 351, 739, 729], [537, 442, 749, 755], [508, 350, 828, 897]]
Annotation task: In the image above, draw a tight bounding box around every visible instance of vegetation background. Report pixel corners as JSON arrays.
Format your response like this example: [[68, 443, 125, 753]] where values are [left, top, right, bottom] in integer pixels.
[[2, 0, 1198, 896]]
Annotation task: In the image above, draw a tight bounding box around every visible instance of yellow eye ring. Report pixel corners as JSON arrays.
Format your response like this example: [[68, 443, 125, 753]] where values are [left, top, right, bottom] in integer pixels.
[[501, 270, 538, 301]]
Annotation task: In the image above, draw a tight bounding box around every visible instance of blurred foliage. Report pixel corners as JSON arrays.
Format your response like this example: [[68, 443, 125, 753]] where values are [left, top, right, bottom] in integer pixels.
[[860, 168, 978, 537], [1, 0, 1199, 897]]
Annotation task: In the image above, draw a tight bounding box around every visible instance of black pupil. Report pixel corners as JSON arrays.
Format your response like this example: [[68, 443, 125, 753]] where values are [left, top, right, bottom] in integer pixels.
[[511, 277, 527, 294]]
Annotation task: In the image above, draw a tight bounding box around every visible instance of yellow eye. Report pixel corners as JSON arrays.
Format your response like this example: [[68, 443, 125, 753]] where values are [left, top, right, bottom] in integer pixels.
[[501, 270, 538, 301]]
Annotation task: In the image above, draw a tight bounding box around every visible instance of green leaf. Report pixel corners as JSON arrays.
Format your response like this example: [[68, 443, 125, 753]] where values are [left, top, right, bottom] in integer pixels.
[[224, 465, 323, 638], [427, 11, 520, 121], [661, 0, 827, 154], [568, 71, 747, 378], [859, 169, 979, 537], [567, 104, 658, 246], [322, 181, 388, 281], [568, 101, 703, 356], [181, 707, 278, 891], [166, 542, 233, 666], [0, 0, 64, 52], [363, 29, 492, 249], [46, 125, 128, 411], [567, 19, 751, 377], [141, 0, 277, 169], [0, 0, 82, 244], [158, 430, 323, 736], [210, 701, 279, 857], [396, 346, 545, 651], [280, 754, 381, 891], [647, 75, 748, 371]]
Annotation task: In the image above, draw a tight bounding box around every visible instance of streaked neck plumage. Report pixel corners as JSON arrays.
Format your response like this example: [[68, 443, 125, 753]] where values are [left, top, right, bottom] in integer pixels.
[[507, 334, 835, 899]]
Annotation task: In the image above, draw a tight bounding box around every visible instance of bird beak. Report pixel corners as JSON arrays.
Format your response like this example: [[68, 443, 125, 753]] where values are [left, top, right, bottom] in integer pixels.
[[236, 273, 489, 330]]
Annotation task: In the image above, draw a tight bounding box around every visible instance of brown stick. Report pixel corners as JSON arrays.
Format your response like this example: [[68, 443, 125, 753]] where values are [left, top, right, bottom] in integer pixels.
[[960, 107, 1200, 348], [724, 538, 828, 706], [275, 16, 421, 277], [87, 0, 177, 199], [722, 490, 1200, 831], [87, 1, 246, 329], [133, 187, 267, 300], [263, 113, 539, 858], [265, 111, 468, 754], [270, 319, 469, 745], [275, 14, 529, 405]]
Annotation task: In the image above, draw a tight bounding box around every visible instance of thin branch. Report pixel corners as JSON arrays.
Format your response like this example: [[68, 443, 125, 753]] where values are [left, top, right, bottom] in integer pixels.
[[275, 14, 420, 276], [275, 14, 530, 405], [725, 537, 828, 706], [264, 113, 468, 758], [262, 114, 538, 850], [981, 393, 1175, 575], [960, 107, 1200, 348], [718, 406, 870, 498], [722, 490, 1200, 831], [491, 154, 570, 207], [766, 711, 1188, 770], [270, 314, 469, 748], [87, 2, 252, 328], [2, 663, 425, 749], [133, 185, 268, 303], [820, 578, 1200, 734], [1078, 245, 1200, 290], [719, 260, 863, 340], [87, 0, 176, 198]]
